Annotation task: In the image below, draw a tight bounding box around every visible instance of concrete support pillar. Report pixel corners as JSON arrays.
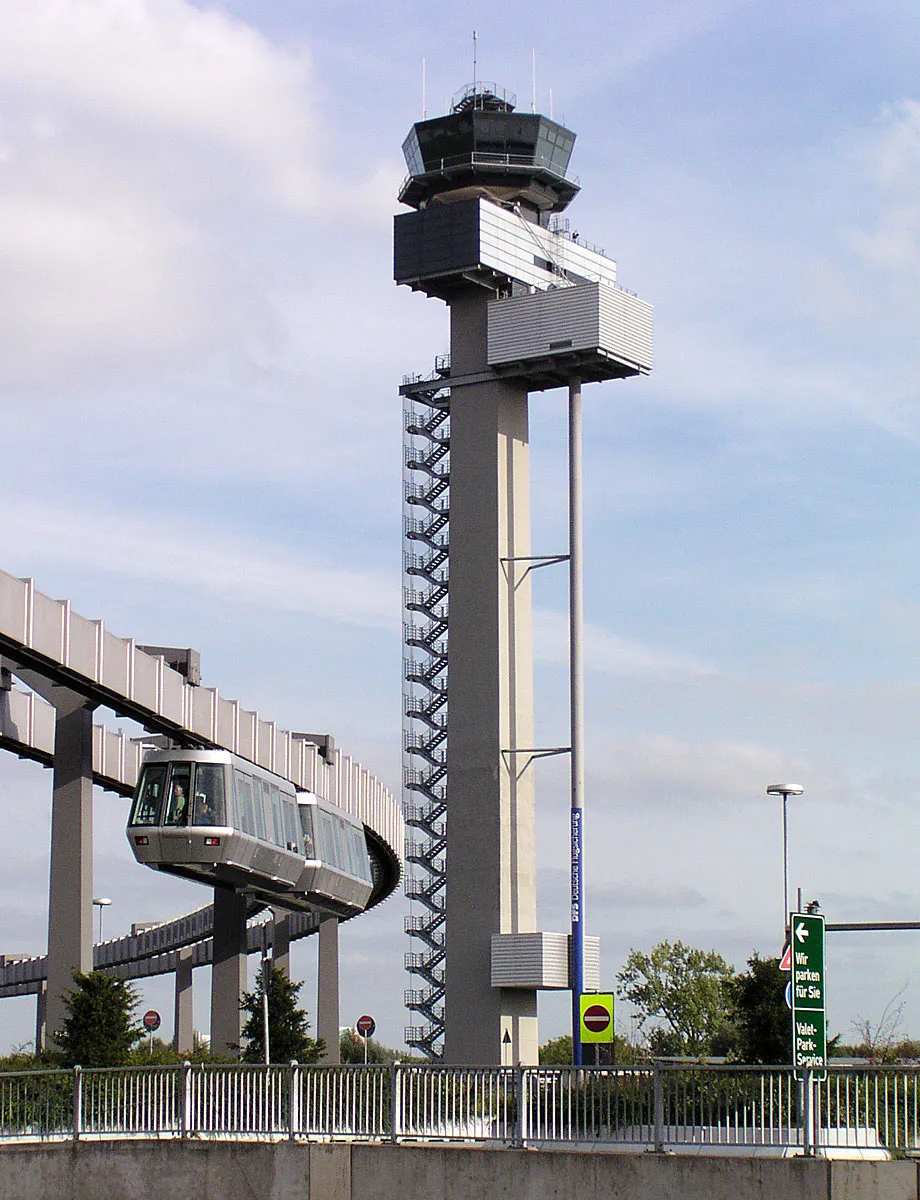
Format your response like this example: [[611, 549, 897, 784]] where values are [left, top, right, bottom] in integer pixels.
[[210, 888, 247, 1057], [35, 981, 46, 1054], [174, 947, 194, 1056], [271, 908, 291, 979], [45, 694, 96, 1042], [444, 289, 538, 1066], [317, 915, 340, 1064]]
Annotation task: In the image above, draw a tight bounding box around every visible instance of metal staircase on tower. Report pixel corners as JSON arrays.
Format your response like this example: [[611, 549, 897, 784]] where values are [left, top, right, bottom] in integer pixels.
[[401, 356, 450, 1060]]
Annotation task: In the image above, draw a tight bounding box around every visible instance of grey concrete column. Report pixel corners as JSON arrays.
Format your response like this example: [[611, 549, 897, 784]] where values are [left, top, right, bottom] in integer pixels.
[[444, 289, 538, 1066], [210, 888, 248, 1057], [174, 947, 194, 1055], [35, 981, 46, 1054], [45, 694, 96, 1041], [317, 915, 340, 1064], [271, 908, 291, 978]]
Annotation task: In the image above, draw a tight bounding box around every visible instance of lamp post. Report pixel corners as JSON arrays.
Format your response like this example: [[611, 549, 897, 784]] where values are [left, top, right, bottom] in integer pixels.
[[92, 897, 112, 944], [765, 784, 803, 935]]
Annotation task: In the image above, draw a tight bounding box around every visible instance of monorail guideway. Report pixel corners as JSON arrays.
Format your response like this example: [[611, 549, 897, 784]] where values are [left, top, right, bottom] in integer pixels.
[[0, 566, 403, 1056]]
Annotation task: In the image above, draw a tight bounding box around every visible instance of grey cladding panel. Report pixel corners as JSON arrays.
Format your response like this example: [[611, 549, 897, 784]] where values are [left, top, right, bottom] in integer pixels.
[[394, 200, 481, 283]]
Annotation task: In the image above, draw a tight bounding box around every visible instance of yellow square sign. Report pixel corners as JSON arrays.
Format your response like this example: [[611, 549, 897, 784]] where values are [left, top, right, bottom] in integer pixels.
[[579, 993, 614, 1043]]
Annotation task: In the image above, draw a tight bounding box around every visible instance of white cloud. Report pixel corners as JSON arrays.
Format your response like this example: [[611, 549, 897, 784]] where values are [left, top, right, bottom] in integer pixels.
[[534, 608, 720, 680], [0, 497, 399, 629]]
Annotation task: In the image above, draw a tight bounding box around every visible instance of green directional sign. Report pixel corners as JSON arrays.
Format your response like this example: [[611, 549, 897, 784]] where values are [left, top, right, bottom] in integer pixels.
[[790, 912, 826, 1079]]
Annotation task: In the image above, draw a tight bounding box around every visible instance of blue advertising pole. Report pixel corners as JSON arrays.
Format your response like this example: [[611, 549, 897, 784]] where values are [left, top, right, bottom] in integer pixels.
[[569, 377, 585, 1066]]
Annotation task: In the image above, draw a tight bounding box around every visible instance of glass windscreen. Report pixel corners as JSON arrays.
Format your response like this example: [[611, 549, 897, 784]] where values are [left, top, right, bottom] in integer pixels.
[[163, 764, 192, 827], [130, 763, 168, 826]]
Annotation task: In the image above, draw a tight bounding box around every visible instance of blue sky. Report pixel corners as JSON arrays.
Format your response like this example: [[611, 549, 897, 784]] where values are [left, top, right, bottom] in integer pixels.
[[2, 0, 920, 1052]]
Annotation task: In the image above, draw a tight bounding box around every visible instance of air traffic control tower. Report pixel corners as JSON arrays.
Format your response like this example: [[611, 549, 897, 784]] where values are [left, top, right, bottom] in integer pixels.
[[396, 83, 652, 1065]]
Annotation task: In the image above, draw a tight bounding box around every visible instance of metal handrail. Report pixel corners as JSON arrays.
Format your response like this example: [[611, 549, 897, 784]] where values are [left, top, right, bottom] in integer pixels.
[[0, 1062, 912, 1153]]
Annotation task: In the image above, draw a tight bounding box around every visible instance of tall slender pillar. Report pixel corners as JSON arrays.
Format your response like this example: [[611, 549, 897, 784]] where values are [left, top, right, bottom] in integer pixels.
[[444, 290, 538, 1066], [210, 888, 247, 1056], [45, 693, 96, 1041], [35, 981, 47, 1053], [174, 947, 194, 1055], [317, 915, 340, 1064], [271, 908, 291, 978]]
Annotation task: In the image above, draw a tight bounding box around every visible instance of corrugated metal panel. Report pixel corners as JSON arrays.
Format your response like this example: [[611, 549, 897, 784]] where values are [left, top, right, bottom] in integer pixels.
[[598, 286, 654, 372], [488, 281, 653, 373], [491, 932, 601, 989]]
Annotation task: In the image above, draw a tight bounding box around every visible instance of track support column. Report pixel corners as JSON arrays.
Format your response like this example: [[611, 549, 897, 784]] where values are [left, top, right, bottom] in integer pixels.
[[317, 915, 340, 1063], [45, 692, 96, 1042], [210, 888, 247, 1056], [272, 908, 291, 978], [174, 947, 194, 1055]]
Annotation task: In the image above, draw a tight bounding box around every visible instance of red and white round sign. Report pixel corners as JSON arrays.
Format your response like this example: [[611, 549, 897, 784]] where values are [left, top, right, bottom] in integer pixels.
[[582, 1004, 611, 1034], [356, 1014, 376, 1038], [142, 1010, 161, 1032]]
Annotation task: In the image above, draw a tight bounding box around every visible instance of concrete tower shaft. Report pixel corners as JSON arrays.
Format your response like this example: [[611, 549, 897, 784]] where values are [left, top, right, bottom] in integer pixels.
[[445, 290, 538, 1065], [397, 81, 652, 1066]]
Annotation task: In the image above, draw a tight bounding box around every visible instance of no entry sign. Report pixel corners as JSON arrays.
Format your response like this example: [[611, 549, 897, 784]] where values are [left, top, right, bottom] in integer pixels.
[[356, 1014, 376, 1038], [579, 993, 614, 1043], [142, 1010, 161, 1032]]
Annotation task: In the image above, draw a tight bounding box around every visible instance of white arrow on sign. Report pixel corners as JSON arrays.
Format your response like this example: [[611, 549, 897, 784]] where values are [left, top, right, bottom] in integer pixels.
[[795, 922, 809, 944]]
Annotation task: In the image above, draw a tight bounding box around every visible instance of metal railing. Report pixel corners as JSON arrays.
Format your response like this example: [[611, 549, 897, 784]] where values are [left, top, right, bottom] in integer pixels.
[[0, 1062, 914, 1153]]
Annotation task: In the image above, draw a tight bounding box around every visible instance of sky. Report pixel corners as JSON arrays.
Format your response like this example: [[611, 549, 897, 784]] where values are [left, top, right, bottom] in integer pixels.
[[2, 0, 920, 1054]]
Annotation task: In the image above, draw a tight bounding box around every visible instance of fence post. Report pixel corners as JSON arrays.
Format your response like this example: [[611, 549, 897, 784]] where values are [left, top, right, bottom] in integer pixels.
[[289, 1060, 299, 1142], [653, 1062, 664, 1152], [180, 1061, 190, 1139], [389, 1061, 401, 1144], [73, 1066, 82, 1142], [513, 1065, 525, 1148]]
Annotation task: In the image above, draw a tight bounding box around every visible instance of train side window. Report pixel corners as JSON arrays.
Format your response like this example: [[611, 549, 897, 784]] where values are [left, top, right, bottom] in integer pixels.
[[236, 773, 255, 837], [130, 764, 168, 826], [252, 779, 267, 842], [193, 764, 226, 826], [317, 809, 336, 866], [283, 800, 301, 854], [163, 764, 192, 827], [269, 785, 284, 847], [299, 806, 316, 859], [350, 827, 370, 881]]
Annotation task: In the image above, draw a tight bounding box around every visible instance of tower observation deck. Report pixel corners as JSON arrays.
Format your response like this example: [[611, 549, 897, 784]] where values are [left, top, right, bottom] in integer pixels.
[[396, 82, 651, 1065]]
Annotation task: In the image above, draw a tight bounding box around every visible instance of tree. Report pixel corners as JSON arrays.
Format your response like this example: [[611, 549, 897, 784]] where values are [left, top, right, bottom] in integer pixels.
[[539, 1032, 638, 1065], [340, 1029, 398, 1064], [850, 984, 909, 1064], [730, 953, 791, 1064], [54, 971, 144, 1067], [617, 940, 735, 1056], [240, 966, 324, 1063]]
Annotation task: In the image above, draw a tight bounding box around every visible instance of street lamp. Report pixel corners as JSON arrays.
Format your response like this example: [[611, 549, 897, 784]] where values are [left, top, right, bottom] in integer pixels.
[[92, 897, 112, 943], [765, 784, 803, 936]]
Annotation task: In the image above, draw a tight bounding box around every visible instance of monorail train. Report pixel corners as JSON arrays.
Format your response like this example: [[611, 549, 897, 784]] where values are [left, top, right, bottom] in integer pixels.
[[126, 749, 374, 916]]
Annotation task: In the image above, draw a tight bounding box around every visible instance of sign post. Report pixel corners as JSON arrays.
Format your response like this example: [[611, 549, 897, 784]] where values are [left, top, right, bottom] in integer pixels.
[[790, 913, 826, 1080], [142, 1009, 160, 1057], [356, 1014, 375, 1066]]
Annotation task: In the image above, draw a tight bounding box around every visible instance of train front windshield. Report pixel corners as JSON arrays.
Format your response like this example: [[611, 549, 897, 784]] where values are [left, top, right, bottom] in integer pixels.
[[130, 762, 227, 827]]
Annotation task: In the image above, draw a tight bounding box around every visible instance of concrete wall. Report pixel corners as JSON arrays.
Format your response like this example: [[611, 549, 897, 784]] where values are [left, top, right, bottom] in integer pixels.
[[1, 1142, 918, 1200]]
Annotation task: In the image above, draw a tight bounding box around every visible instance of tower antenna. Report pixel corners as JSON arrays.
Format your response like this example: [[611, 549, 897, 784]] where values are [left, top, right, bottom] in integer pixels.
[[472, 30, 478, 92], [531, 49, 536, 113]]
